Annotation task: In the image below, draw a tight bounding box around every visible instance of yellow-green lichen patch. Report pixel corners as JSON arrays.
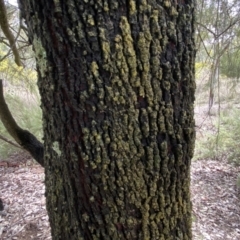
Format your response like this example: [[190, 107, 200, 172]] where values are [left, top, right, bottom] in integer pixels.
[[129, 0, 136, 15], [119, 17, 138, 82], [52, 141, 62, 156], [98, 28, 112, 69], [164, 0, 171, 8], [90, 61, 99, 78], [66, 28, 77, 43], [87, 15, 95, 26], [32, 35, 48, 78], [53, 0, 62, 13], [38, 0, 196, 238]]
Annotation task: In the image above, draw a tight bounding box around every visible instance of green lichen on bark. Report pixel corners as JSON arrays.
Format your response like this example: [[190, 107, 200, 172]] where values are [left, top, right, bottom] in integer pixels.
[[19, 0, 196, 239], [32, 35, 48, 78]]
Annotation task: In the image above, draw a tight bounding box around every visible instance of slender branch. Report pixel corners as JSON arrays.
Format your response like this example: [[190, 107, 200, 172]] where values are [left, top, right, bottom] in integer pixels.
[[0, 48, 14, 62], [0, 134, 22, 149], [0, 79, 44, 167], [0, 0, 22, 66], [196, 17, 240, 41], [0, 36, 11, 46], [217, 18, 240, 39], [196, 27, 212, 59], [196, 21, 216, 38]]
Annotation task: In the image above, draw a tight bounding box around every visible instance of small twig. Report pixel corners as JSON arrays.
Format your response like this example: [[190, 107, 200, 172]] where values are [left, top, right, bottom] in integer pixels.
[[0, 134, 22, 149], [0, 0, 22, 66]]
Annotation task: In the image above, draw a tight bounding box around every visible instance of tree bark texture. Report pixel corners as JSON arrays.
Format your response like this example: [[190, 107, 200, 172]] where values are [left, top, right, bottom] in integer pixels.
[[19, 0, 196, 239]]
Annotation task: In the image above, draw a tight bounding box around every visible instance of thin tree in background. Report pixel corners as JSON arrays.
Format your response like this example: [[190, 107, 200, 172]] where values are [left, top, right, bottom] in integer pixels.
[[196, 0, 240, 114]]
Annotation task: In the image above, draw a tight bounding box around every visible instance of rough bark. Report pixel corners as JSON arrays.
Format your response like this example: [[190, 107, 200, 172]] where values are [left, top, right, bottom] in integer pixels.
[[18, 0, 196, 239]]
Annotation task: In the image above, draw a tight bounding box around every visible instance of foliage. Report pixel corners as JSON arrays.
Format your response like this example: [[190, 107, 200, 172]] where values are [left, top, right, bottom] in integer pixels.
[[194, 108, 240, 166], [0, 49, 37, 89], [0, 46, 41, 159], [220, 48, 240, 79]]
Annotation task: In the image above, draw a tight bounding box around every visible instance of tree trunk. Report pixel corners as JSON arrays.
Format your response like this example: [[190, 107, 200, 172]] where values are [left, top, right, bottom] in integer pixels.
[[19, 1, 196, 239]]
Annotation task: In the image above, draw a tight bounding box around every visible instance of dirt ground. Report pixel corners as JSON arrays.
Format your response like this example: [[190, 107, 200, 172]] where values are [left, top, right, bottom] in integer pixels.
[[0, 153, 50, 240], [191, 159, 240, 239], [0, 151, 240, 240]]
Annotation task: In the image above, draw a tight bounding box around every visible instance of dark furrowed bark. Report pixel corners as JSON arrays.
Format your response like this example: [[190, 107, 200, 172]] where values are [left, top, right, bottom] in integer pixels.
[[18, 1, 196, 239]]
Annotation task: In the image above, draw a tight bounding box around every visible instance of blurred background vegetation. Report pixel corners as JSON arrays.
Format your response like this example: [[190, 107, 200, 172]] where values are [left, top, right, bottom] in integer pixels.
[[0, 1, 42, 159], [0, 55, 42, 158], [194, 0, 240, 165]]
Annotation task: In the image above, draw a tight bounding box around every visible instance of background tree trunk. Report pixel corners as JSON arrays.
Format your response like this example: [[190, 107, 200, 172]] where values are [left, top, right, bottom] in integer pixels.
[[18, 1, 196, 239]]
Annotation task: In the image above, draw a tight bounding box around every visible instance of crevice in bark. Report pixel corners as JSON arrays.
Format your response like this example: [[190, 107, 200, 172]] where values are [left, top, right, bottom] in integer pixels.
[[0, 79, 44, 167]]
